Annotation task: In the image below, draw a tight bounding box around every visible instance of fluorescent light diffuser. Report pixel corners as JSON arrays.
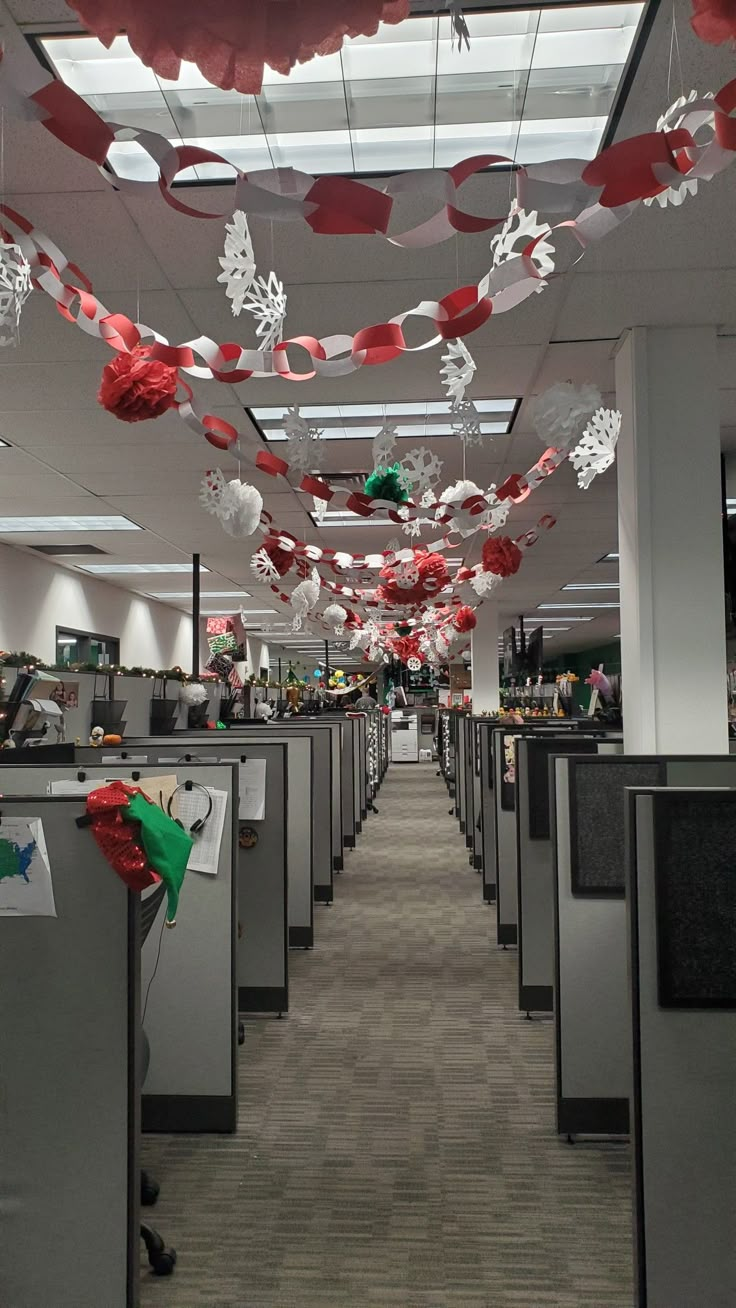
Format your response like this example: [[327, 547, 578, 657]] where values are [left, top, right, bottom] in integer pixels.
[[148, 590, 252, 599], [0, 515, 140, 532], [600, 552, 620, 561], [78, 563, 209, 574], [40, 8, 644, 179], [251, 398, 518, 443], [562, 583, 619, 591], [538, 602, 619, 609]]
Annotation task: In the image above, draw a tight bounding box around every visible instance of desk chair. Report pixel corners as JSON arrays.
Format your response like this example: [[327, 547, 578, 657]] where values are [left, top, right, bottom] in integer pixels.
[[139, 883, 177, 1277]]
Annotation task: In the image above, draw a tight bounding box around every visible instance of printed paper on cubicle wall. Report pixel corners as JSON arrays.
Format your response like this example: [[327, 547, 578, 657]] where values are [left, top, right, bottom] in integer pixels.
[[0, 818, 56, 916]]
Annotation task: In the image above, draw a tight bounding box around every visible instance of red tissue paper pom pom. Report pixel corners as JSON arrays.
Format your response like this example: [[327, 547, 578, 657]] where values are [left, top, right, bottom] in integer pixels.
[[344, 609, 363, 629], [456, 566, 474, 583], [453, 605, 477, 634], [392, 634, 421, 663], [690, 0, 736, 44], [482, 536, 522, 579], [98, 346, 179, 423], [378, 551, 450, 606], [263, 539, 294, 577]]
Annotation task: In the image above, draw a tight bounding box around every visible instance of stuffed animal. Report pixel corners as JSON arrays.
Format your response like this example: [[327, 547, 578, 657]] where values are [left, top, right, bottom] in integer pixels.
[[89, 726, 104, 747]]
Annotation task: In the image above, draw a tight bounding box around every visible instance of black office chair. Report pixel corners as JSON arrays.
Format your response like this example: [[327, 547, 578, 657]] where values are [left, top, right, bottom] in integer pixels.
[[139, 883, 177, 1277]]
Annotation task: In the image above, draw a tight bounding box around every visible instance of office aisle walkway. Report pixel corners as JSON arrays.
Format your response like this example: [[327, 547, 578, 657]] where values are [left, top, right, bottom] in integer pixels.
[[141, 764, 632, 1308]]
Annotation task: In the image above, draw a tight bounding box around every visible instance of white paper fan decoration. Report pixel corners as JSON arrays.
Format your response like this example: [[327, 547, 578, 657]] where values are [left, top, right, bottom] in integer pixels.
[[0, 240, 32, 348], [569, 408, 621, 489], [217, 210, 256, 316], [244, 270, 287, 351]]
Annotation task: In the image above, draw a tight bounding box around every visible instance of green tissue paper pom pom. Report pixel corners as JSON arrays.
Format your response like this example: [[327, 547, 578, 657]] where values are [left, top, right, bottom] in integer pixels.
[[364, 463, 410, 505]]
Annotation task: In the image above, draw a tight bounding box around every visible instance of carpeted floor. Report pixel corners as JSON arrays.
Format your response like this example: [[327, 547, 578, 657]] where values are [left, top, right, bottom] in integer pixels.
[[140, 763, 633, 1308]]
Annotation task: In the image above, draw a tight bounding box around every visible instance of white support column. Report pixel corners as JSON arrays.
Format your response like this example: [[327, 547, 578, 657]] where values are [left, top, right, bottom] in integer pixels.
[[470, 601, 500, 713], [615, 326, 727, 753]]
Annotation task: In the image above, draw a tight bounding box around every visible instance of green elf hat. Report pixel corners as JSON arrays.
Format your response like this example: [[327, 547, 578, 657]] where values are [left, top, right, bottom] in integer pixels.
[[82, 781, 193, 925]]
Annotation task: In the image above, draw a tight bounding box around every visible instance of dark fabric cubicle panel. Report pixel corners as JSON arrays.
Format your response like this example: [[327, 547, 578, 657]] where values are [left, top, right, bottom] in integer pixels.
[[569, 758, 666, 896], [0, 798, 139, 1308]]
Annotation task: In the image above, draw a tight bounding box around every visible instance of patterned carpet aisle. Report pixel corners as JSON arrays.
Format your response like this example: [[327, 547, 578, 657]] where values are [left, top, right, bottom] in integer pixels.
[[141, 763, 633, 1308]]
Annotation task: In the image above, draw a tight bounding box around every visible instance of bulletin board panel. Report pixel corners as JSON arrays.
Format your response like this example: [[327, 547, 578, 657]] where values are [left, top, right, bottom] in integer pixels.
[[628, 790, 736, 1308], [1, 761, 238, 1133], [0, 797, 138, 1308]]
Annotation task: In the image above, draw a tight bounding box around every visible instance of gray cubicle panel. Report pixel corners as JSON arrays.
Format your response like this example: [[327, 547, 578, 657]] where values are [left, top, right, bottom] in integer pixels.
[[553, 754, 736, 1140], [0, 796, 139, 1308], [349, 715, 363, 833], [79, 738, 289, 1013], [273, 717, 345, 875], [515, 735, 621, 1014], [471, 720, 483, 872], [477, 721, 497, 903], [456, 716, 467, 830], [1, 760, 238, 1133], [627, 788, 736, 1308], [358, 714, 369, 818]]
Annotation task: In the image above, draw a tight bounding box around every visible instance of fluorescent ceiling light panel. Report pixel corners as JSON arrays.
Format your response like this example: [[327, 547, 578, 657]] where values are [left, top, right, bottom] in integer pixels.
[[251, 399, 518, 441], [600, 552, 620, 561], [538, 602, 619, 609], [148, 590, 252, 599], [78, 563, 209, 574], [562, 583, 619, 590], [0, 515, 140, 532], [40, 7, 643, 179], [313, 511, 401, 528]]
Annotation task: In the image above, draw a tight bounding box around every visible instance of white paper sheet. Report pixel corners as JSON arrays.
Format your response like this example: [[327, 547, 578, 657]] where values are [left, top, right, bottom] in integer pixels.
[[49, 774, 179, 810], [174, 787, 228, 877], [49, 778, 99, 796], [0, 817, 57, 916], [237, 758, 267, 820]]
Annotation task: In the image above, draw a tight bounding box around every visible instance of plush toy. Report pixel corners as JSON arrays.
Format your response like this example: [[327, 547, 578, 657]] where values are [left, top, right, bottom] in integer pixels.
[[89, 725, 104, 747]]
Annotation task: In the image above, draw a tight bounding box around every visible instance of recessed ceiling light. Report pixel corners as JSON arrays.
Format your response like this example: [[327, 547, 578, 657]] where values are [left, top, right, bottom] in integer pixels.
[[562, 583, 619, 591], [78, 563, 209, 574], [538, 603, 619, 610], [148, 590, 252, 599], [251, 398, 519, 445], [0, 515, 141, 532]]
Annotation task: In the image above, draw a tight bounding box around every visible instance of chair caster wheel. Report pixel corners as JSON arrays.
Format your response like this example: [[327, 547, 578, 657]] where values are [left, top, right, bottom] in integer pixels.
[[141, 1174, 160, 1206], [150, 1247, 177, 1276]]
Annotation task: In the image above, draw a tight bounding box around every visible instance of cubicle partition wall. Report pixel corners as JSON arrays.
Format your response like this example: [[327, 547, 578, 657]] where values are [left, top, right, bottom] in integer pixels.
[[80, 737, 289, 1014], [515, 735, 621, 1014], [4, 760, 239, 1132], [627, 788, 736, 1308], [285, 717, 345, 873], [471, 719, 483, 872], [478, 721, 497, 903], [0, 796, 139, 1308], [553, 753, 736, 1139], [455, 715, 468, 831]]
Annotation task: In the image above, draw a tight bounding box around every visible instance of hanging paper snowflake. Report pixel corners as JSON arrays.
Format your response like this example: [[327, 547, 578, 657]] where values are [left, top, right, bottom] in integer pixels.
[[313, 495, 327, 524], [371, 421, 398, 467], [400, 446, 444, 496], [402, 516, 430, 539], [406, 655, 423, 672], [283, 405, 325, 472], [420, 489, 437, 509], [440, 339, 476, 407], [470, 570, 502, 597], [569, 408, 622, 489], [490, 206, 555, 281], [531, 381, 602, 449], [642, 91, 711, 209], [243, 270, 287, 351], [447, 0, 471, 50], [0, 241, 33, 348], [250, 547, 281, 583], [451, 399, 483, 446], [217, 210, 256, 316], [199, 469, 263, 538]]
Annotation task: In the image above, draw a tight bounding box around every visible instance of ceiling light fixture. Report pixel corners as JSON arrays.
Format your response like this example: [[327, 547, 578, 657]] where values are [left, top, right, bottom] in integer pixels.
[[0, 514, 141, 531], [561, 583, 619, 591], [538, 602, 619, 609], [78, 563, 209, 574], [148, 590, 253, 599]]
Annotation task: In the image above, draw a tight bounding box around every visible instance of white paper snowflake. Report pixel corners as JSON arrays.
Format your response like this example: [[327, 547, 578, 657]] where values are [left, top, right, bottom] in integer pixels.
[[312, 496, 328, 524], [199, 468, 263, 537], [217, 210, 256, 316], [283, 405, 325, 472], [243, 270, 287, 351], [406, 655, 423, 672], [440, 339, 476, 407], [397, 504, 411, 521], [569, 408, 622, 489], [402, 516, 429, 539], [250, 547, 281, 583], [490, 206, 555, 279], [400, 446, 444, 495], [395, 561, 420, 590], [420, 489, 437, 509], [371, 421, 398, 467], [531, 381, 602, 449], [451, 399, 483, 446], [0, 241, 32, 348], [199, 468, 228, 516]]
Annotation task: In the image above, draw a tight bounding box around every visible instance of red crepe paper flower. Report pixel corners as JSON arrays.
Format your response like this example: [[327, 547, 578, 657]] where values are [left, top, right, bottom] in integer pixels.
[[482, 536, 522, 578], [66, 0, 410, 96], [691, 0, 736, 44], [453, 605, 477, 634], [344, 609, 363, 628], [456, 566, 474, 583], [263, 539, 294, 578], [392, 634, 421, 663], [98, 346, 178, 423], [378, 551, 450, 607]]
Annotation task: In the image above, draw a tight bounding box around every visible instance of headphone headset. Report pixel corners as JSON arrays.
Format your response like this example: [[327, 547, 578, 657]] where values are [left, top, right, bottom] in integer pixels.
[[167, 780, 213, 834]]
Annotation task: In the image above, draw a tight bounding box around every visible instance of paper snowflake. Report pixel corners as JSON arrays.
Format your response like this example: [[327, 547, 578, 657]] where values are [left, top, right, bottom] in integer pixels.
[[396, 561, 420, 589], [402, 516, 429, 538], [199, 468, 262, 537], [312, 495, 327, 523], [569, 408, 622, 490], [283, 405, 325, 472], [0, 241, 32, 348], [406, 655, 423, 672], [490, 206, 554, 280], [440, 339, 476, 407], [420, 489, 437, 509], [243, 270, 287, 351], [397, 504, 411, 521], [250, 547, 281, 583], [371, 421, 398, 467], [217, 210, 256, 316], [447, 0, 471, 51], [451, 399, 483, 446], [470, 570, 502, 597], [199, 468, 228, 516], [400, 446, 444, 495]]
